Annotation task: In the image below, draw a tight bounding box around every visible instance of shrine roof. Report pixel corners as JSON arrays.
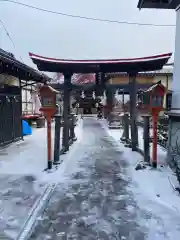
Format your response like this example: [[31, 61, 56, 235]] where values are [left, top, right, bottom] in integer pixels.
[[0, 48, 51, 83], [29, 52, 172, 74], [145, 82, 165, 92], [137, 0, 179, 9]]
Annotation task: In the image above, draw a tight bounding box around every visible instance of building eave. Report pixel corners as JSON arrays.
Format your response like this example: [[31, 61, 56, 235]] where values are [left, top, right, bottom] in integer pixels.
[[137, 0, 179, 10], [0, 48, 51, 83]]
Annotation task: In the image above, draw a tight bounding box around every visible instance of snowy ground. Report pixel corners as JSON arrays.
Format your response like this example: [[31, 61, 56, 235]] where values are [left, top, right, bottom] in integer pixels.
[[1, 116, 180, 239], [0, 118, 83, 176], [102, 120, 180, 239], [0, 119, 83, 239]]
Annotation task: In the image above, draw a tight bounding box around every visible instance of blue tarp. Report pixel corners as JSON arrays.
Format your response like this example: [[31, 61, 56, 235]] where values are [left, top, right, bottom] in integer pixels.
[[22, 120, 32, 136]]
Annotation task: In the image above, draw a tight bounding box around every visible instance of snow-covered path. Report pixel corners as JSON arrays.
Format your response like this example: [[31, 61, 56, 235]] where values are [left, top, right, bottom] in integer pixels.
[[29, 118, 149, 239]]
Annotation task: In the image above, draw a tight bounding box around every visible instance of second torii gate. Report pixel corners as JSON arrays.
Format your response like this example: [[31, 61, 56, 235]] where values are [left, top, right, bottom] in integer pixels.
[[29, 52, 171, 151]]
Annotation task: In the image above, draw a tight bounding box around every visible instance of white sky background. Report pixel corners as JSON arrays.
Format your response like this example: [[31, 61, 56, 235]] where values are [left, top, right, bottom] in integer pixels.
[[0, 0, 176, 69]]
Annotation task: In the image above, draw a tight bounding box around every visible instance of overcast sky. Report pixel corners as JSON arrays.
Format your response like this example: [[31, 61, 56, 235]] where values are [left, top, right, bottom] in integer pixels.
[[0, 0, 176, 69]]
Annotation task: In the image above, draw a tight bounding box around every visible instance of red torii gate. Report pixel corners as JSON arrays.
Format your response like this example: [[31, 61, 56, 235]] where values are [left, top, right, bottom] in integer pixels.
[[29, 52, 171, 151]]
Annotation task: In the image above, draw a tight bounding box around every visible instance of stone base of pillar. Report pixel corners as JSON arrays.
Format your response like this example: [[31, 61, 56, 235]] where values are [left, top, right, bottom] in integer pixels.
[[167, 114, 180, 183]]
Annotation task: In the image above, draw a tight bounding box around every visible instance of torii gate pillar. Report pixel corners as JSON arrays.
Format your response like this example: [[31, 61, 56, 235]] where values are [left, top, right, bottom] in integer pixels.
[[62, 72, 72, 152], [129, 72, 138, 151], [167, 7, 180, 169], [106, 88, 114, 121]]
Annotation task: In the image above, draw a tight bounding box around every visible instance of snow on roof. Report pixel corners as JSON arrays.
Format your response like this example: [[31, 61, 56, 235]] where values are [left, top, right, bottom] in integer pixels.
[[145, 82, 165, 92]]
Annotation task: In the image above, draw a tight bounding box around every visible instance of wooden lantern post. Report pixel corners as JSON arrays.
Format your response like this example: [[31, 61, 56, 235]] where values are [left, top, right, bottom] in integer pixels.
[[39, 85, 59, 170], [152, 110, 158, 168], [141, 83, 166, 168]]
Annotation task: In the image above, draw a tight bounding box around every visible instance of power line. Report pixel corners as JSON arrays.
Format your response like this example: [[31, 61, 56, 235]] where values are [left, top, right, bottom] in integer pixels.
[[0, 19, 24, 62], [0, 0, 176, 27], [0, 19, 16, 48]]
